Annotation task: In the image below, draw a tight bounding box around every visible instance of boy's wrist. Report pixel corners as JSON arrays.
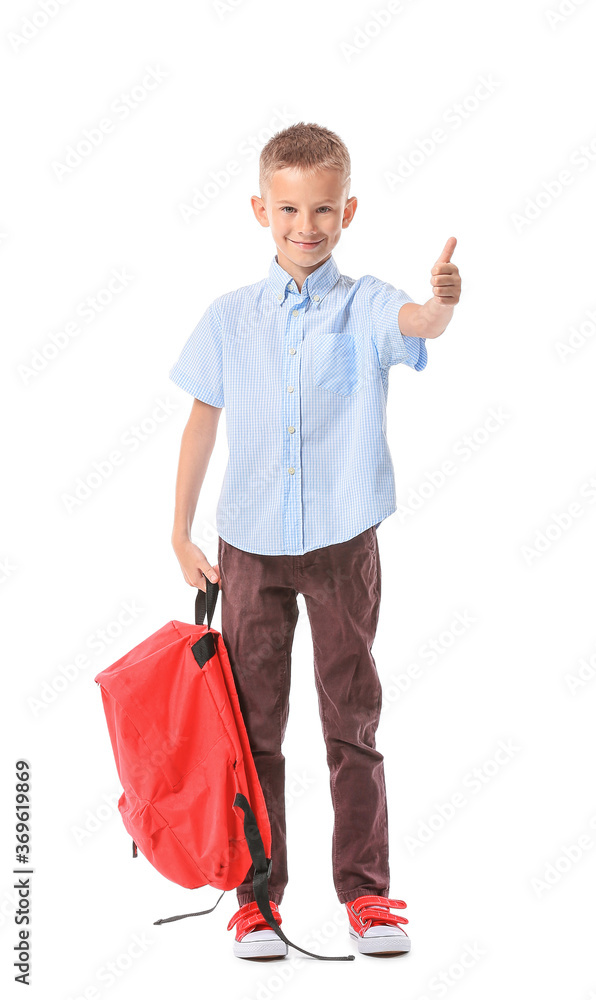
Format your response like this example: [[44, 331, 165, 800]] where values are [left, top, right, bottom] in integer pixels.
[[417, 297, 454, 338], [172, 526, 192, 547]]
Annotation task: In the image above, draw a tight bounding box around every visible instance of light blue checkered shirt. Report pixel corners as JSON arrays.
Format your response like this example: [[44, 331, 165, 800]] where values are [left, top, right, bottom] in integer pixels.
[[169, 253, 427, 555]]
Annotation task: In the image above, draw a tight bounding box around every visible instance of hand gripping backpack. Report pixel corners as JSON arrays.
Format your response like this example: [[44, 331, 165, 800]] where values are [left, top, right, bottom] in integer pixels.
[[94, 576, 354, 962]]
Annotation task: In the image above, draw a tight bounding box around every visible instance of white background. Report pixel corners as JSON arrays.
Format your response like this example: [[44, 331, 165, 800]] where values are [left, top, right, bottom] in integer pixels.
[[3, 0, 596, 996]]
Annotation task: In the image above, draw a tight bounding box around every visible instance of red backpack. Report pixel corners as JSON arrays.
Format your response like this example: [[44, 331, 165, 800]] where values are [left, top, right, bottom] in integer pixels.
[[94, 578, 353, 962]]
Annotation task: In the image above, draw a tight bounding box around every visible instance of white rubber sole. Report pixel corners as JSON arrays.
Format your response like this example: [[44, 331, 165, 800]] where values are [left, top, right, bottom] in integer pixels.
[[349, 926, 411, 955], [233, 927, 288, 959]]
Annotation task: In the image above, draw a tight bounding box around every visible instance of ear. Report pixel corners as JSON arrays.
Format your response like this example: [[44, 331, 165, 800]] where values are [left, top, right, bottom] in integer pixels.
[[251, 195, 270, 228], [342, 195, 358, 228]]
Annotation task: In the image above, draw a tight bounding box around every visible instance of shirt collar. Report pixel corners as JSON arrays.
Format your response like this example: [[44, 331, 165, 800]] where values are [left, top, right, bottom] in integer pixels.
[[268, 253, 341, 307]]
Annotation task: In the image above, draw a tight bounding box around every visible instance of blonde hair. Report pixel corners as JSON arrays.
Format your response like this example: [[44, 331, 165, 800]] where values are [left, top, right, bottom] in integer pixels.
[[259, 122, 351, 200]]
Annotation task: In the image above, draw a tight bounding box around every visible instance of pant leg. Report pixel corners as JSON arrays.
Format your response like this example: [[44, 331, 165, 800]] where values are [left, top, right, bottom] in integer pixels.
[[217, 535, 299, 907], [298, 526, 390, 905]]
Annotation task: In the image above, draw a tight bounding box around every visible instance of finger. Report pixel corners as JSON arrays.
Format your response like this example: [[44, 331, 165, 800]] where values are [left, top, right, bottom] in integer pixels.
[[202, 565, 219, 585], [433, 236, 457, 269], [212, 563, 222, 591], [432, 289, 459, 303], [431, 273, 458, 286], [192, 567, 214, 590], [431, 263, 458, 275]]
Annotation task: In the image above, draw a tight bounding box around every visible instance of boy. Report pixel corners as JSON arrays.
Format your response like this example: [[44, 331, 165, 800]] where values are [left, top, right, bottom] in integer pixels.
[[169, 122, 461, 959]]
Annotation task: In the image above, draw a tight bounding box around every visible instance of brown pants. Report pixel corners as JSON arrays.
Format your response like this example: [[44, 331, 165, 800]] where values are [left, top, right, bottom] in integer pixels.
[[217, 525, 390, 907]]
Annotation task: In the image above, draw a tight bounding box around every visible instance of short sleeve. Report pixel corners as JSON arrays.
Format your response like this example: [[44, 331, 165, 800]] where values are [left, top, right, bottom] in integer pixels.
[[368, 279, 427, 372], [169, 301, 224, 407]]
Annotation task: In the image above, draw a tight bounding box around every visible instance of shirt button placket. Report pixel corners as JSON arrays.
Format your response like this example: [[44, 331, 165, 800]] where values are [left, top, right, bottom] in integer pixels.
[[284, 296, 304, 553]]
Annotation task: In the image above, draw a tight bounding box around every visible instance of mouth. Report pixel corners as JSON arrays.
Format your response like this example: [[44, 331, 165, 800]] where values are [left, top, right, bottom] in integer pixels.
[[289, 239, 324, 249]]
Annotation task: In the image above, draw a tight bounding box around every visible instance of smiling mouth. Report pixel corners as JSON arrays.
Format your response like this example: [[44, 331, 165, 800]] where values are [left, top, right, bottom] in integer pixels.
[[289, 239, 323, 246]]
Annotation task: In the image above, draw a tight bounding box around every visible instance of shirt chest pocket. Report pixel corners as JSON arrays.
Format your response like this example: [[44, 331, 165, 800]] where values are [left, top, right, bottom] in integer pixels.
[[312, 332, 361, 396]]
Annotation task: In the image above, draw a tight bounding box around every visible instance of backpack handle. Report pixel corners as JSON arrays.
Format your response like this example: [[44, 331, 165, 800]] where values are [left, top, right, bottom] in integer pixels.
[[195, 575, 219, 630]]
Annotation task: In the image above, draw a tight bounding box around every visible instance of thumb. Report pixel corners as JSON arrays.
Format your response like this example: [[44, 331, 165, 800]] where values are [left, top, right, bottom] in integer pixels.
[[434, 236, 457, 266]]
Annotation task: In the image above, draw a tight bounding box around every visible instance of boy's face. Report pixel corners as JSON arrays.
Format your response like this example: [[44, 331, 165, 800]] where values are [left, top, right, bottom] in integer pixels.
[[251, 166, 357, 285]]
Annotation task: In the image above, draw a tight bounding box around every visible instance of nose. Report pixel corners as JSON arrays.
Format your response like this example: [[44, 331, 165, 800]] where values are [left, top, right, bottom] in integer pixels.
[[294, 214, 318, 236]]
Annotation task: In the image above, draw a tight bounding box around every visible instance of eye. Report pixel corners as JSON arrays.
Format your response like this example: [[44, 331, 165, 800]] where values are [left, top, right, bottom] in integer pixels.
[[280, 206, 332, 213]]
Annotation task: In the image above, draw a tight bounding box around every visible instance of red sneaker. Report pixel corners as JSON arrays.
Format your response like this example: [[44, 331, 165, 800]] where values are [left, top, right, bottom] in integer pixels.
[[345, 895, 410, 955], [227, 900, 287, 959]]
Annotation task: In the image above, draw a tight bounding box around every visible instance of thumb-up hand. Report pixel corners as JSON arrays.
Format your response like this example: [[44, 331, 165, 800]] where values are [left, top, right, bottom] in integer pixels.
[[430, 237, 461, 306]]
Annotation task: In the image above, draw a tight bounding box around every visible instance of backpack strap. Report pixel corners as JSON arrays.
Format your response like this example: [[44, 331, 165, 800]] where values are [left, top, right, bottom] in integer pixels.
[[195, 576, 219, 629], [233, 792, 354, 962], [153, 891, 226, 925]]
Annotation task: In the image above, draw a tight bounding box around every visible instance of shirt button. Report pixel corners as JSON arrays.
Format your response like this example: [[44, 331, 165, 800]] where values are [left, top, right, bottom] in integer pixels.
[[287, 385, 294, 392], [288, 467, 295, 475], [277, 293, 283, 300], [292, 309, 299, 317], [289, 347, 296, 355], [313, 294, 320, 301], [288, 426, 295, 433]]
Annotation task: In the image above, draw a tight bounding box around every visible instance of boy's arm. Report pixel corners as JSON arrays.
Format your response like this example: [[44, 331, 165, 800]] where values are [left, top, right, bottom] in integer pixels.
[[172, 397, 223, 589], [398, 299, 455, 340], [398, 236, 461, 340]]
